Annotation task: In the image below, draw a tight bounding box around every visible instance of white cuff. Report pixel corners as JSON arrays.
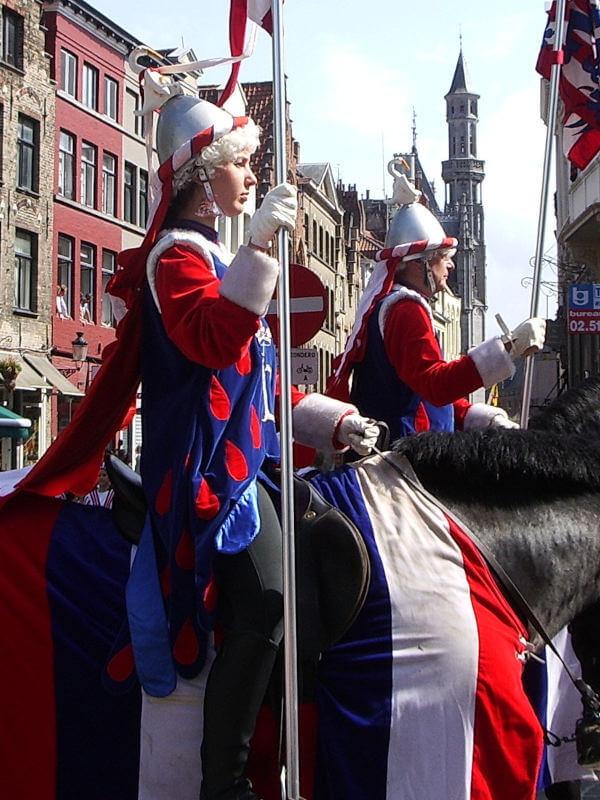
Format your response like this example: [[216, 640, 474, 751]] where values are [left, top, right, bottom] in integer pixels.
[[292, 393, 358, 453], [468, 336, 515, 387], [218, 245, 279, 316]]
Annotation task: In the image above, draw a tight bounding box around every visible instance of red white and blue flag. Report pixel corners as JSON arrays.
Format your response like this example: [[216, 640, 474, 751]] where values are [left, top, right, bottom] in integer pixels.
[[219, 0, 281, 106], [536, 0, 600, 169]]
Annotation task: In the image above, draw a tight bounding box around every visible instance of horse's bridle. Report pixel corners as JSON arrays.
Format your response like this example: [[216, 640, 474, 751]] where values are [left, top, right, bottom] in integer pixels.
[[371, 444, 600, 719]]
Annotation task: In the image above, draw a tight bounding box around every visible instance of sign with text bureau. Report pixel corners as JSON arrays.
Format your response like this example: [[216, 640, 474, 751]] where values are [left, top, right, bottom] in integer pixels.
[[568, 284, 600, 333]]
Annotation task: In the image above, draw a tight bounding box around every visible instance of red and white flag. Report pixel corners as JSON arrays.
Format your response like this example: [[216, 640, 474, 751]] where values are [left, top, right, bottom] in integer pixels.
[[219, 0, 280, 106], [536, 0, 600, 169]]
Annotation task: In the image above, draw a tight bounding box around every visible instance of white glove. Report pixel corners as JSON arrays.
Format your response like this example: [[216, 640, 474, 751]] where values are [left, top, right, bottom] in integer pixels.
[[336, 414, 380, 456], [463, 403, 519, 431], [503, 317, 546, 360], [248, 183, 297, 249]]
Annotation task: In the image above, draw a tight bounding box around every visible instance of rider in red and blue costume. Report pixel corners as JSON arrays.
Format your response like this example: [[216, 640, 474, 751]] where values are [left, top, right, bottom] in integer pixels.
[[123, 88, 379, 800], [327, 161, 546, 438], [2, 71, 379, 798]]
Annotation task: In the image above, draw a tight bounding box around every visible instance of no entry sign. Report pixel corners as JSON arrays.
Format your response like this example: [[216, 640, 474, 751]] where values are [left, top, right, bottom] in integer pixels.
[[265, 263, 328, 347]]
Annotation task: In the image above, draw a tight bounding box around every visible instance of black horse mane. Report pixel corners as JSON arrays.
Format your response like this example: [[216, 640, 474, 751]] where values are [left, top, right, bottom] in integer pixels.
[[529, 375, 600, 435], [390, 378, 600, 504]]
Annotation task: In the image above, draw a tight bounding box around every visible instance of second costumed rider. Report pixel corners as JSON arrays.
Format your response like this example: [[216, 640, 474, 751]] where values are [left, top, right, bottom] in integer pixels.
[[327, 160, 546, 438]]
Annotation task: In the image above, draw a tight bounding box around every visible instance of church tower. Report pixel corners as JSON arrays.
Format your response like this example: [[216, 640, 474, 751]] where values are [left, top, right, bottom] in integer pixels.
[[441, 47, 487, 352]]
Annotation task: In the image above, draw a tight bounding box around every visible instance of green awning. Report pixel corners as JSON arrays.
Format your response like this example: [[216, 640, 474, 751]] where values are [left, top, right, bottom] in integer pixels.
[[0, 405, 31, 441]]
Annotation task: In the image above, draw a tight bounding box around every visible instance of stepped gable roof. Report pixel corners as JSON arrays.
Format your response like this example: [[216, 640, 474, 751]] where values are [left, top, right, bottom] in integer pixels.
[[243, 82, 276, 199]]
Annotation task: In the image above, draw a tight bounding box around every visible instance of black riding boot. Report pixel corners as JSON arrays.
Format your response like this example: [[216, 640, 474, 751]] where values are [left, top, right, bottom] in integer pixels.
[[200, 629, 279, 800]]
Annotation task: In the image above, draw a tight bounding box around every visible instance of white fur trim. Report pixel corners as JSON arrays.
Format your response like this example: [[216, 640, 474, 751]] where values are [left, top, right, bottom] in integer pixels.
[[146, 229, 233, 312], [378, 285, 432, 338], [218, 245, 279, 316], [468, 336, 515, 387], [292, 393, 358, 453], [464, 403, 508, 431]]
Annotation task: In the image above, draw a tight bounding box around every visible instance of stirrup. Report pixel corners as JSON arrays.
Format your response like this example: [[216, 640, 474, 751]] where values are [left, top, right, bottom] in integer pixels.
[[576, 709, 600, 767]]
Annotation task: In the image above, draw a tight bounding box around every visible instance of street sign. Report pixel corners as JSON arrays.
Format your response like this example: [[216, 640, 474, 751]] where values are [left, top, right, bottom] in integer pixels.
[[568, 284, 600, 333], [291, 347, 319, 385], [265, 263, 327, 346]]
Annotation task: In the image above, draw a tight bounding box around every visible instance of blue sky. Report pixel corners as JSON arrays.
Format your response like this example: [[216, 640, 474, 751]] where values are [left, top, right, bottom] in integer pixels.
[[93, 0, 558, 331]]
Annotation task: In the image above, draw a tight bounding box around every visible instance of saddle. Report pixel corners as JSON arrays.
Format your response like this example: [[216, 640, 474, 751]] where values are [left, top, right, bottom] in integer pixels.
[[105, 455, 370, 661], [292, 473, 370, 660]]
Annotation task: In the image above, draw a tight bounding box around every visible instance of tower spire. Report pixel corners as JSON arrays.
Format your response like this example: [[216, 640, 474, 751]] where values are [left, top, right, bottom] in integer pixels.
[[441, 44, 487, 357]]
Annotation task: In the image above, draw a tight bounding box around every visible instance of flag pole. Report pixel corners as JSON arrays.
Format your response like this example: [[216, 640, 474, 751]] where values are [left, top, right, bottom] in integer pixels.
[[270, 1, 301, 798], [520, 0, 567, 428]]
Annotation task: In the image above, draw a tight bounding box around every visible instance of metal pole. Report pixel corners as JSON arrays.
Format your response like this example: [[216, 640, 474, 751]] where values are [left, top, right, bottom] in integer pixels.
[[270, 2, 300, 798], [520, 0, 567, 428]]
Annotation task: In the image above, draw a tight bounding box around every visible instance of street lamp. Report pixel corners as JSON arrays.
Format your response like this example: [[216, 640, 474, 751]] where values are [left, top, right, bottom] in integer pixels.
[[71, 331, 88, 366]]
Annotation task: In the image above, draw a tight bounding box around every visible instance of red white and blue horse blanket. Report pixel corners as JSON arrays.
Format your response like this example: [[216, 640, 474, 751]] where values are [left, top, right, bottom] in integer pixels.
[[309, 454, 544, 800], [0, 454, 559, 799]]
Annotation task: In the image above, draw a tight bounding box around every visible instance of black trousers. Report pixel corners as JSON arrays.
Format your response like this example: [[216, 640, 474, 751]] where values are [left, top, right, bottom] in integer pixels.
[[214, 481, 284, 645], [200, 482, 283, 800]]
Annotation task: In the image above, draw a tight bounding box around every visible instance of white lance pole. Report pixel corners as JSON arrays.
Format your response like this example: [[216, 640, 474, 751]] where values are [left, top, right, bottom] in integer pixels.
[[270, 1, 301, 798], [520, 0, 567, 428]]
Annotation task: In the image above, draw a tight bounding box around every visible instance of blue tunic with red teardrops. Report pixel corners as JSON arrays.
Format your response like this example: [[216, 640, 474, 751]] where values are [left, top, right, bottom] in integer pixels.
[[135, 232, 279, 683]]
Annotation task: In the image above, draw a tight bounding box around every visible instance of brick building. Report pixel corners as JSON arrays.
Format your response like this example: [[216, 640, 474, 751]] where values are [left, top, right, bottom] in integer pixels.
[[0, 0, 62, 468], [43, 0, 141, 446]]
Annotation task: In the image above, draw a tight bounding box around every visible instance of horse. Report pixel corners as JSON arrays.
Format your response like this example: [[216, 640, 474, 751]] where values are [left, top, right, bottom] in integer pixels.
[[3, 379, 600, 800]]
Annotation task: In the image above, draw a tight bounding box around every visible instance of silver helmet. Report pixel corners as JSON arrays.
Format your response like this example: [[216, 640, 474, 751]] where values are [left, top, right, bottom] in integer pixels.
[[385, 201, 449, 260], [384, 157, 453, 261], [156, 94, 236, 166]]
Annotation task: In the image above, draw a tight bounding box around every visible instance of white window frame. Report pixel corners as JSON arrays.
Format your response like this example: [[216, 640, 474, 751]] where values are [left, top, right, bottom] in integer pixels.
[[80, 141, 96, 208], [58, 130, 75, 199], [60, 49, 77, 97], [104, 76, 118, 121], [82, 63, 98, 110], [102, 152, 116, 216]]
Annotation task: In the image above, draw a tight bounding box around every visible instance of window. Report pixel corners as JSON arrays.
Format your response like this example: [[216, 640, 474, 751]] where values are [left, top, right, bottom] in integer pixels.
[[17, 115, 38, 192], [82, 63, 99, 110], [57, 234, 74, 315], [15, 229, 36, 311], [139, 169, 148, 228], [102, 152, 116, 216], [126, 88, 146, 138], [60, 49, 77, 96], [80, 243, 96, 319], [80, 142, 96, 207], [101, 250, 116, 327], [123, 162, 136, 224], [104, 76, 118, 121], [2, 8, 23, 70], [58, 131, 75, 199]]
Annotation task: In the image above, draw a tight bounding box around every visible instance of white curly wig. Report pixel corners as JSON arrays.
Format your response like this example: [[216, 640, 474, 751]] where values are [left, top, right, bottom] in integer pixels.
[[172, 118, 261, 196]]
